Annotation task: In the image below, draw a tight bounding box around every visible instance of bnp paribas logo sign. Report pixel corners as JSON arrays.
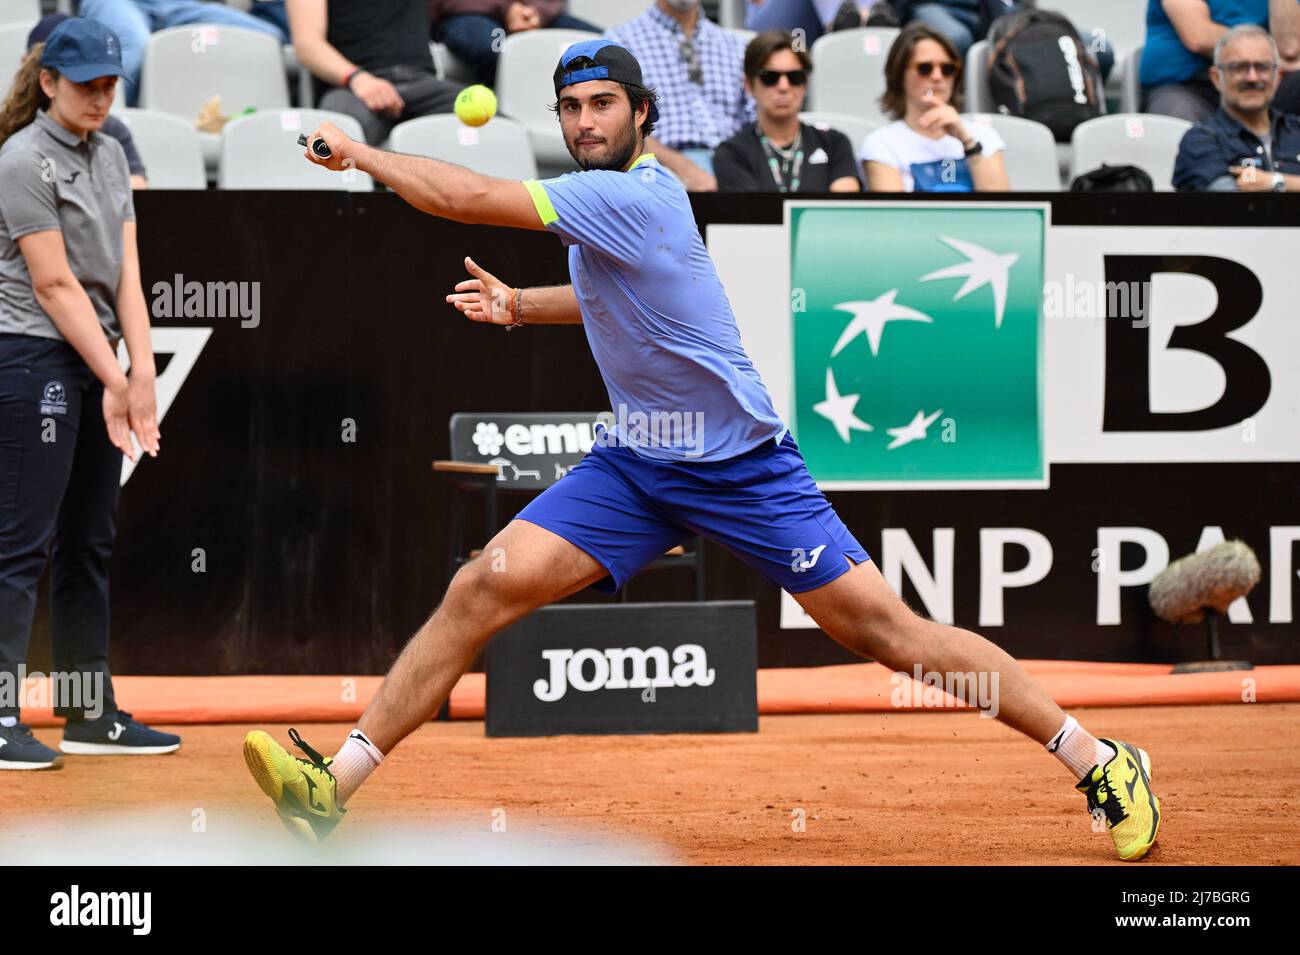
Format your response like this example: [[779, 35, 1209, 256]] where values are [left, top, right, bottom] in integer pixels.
[[787, 202, 1047, 488]]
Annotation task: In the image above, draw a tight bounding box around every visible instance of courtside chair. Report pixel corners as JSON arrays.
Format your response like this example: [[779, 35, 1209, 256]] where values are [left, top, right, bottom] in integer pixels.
[[217, 109, 373, 190], [964, 38, 993, 115], [497, 28, 599, 174], [1120, 43, 1144, 114], [139, 25, 290, 172], [117, 109, 206, 188], [0, 22, 26, 92], [1070, 114, 1192, 192], [566, 0, 647, 31], [1054, 0, 1147, 98], [0, 0, 37, 28], [389, 115, 539, 179], [808, 27, 899, 122], [436, 412, 706, 601], [798, 111, 881, 161], [963, 113, 1062, 190]]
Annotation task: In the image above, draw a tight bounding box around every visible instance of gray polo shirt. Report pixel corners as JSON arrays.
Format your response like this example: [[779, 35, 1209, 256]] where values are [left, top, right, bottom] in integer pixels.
[[0, 109, 135, 344]]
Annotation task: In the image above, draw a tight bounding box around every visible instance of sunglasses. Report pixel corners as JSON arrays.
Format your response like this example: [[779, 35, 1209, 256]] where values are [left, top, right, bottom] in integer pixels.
[[756, 69, 808, 87], [915, 61, 957, 78]]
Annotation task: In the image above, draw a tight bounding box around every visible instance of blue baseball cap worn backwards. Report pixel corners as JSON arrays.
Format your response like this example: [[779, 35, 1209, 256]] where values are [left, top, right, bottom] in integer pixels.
[[553, 39, 659, 126]]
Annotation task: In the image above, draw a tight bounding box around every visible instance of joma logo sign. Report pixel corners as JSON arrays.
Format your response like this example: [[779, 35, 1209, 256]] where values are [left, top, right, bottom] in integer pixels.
[[533, 645, 716, 702]]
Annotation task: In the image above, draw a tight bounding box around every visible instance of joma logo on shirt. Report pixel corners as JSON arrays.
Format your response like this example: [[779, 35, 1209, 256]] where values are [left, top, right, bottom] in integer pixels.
[[533, 644, 716, 702]]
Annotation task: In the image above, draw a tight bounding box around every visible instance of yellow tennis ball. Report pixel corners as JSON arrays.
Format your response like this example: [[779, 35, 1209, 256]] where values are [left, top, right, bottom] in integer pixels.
[[455, 85, 497, 127]]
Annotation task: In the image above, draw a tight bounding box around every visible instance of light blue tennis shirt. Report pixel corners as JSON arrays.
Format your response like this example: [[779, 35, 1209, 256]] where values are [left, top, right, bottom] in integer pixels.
[[523, 153, 786, 462]]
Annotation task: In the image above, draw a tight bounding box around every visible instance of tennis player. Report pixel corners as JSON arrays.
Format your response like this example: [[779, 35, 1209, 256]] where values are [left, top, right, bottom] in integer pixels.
[[243, 40, 1161, 861]]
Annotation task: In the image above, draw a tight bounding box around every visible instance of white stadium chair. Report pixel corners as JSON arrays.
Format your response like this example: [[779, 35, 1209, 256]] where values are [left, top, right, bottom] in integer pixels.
[[0, 0, 37, 29], [1070, 113, 1192, 192], [1120, 43, 1144, 114], [963, 113, 1062, 191], [963, 38, 993, 115], [798, 110, 881, 159], [566, 0, 650, 31], [0, 22, 27, 91], [497, 28, 599, 173], [727, 28, 757, 48], [717, 0, 747, 30], [218, 109, 372, 191], [431, 42, 476, 85], [1053, 0, 1147, 67], [809, 27, 899, 123], [117, 108, 206, 189], [139, 25, 290, 118], [389, 114, 538, 180]]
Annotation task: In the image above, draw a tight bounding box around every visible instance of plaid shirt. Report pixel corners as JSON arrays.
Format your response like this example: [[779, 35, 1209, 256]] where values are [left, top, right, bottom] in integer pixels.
[[606, 6, 755, 150]]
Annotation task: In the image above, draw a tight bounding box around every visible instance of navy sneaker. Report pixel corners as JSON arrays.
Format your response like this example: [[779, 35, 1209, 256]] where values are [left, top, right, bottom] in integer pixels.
[[0, 722, 64, 770], [60, 710, 181, 756]]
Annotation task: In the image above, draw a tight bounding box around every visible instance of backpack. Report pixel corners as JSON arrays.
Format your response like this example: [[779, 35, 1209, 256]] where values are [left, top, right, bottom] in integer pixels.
[[1069, 164, 1154, 192], [987, 8, 1104, 142]]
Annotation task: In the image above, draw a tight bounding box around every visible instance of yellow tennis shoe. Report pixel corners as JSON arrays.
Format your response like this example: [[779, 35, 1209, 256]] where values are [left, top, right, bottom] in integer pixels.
[[243, 728, 345, 844], [1077, 738, 1161, 861]]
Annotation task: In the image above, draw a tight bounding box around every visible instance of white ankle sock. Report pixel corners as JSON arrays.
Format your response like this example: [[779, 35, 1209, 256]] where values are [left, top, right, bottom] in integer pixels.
[[331, 728, 384, 805], [1046, 715, 1116, 781]]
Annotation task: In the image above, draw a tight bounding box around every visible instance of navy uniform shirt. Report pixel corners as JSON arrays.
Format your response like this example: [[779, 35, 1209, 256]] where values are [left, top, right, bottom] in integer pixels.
[[1173, 106, 1300, 191]]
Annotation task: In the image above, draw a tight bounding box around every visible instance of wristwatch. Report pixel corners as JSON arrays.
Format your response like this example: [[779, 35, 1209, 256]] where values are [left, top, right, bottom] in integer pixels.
[[963, 137, 984, 157], [1272, 172, 1286, 192]]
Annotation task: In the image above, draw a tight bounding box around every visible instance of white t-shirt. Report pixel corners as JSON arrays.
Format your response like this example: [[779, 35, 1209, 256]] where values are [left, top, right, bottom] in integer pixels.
[[859, 120, 1006, 193]]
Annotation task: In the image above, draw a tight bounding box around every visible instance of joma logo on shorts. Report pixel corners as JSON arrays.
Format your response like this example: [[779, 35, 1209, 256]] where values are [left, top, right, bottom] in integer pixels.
[[533, 645, 716, 702]]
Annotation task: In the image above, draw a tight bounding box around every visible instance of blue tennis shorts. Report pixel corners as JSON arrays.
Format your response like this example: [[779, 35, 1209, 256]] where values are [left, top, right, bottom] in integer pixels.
[[516, 432, 869, 594]]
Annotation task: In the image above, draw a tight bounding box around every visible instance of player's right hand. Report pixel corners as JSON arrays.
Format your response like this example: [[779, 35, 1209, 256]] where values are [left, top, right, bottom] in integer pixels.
[[445, 257, 517, 327], [303, 121, 355, 172]]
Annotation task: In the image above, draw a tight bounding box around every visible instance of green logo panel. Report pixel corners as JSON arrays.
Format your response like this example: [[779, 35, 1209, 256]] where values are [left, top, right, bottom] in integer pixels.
[[789, 203, 1045, 485]]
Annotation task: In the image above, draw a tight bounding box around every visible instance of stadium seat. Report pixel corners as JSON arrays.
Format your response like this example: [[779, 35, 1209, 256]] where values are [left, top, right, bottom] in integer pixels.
[[217, 109, 372, 191], [431, 41, 475, 85], [139, 25, 290, 120], [0, 22, 26, 90], [497, 27, 598, 172], [727, 28, 757, 48], [717, 0, 747, 30], [963, 113, 1061, 190], [963, 39, 992, 114], [0, 0, 37, 28], [809, 27, 899, 123], [1070, 113, 1192, 191], [798, 110, 880, 159], [566, 0, 650, 31], [389, 114, 538, 179], [1120, 43, 1144, 113], [1053, 0, 1146, 65], [117, 108, 206, 188]]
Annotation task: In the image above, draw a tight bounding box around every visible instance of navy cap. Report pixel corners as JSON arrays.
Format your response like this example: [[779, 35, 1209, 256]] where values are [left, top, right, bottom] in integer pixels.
[[27, 13, 71, 51], [553, 39, 658, 126], [39, 18, 127, 83]]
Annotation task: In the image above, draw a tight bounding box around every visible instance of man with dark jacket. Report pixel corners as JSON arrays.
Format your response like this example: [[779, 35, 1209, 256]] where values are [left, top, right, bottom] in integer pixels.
[[430, 1, 600, 87], [288, 0, 460, 144]]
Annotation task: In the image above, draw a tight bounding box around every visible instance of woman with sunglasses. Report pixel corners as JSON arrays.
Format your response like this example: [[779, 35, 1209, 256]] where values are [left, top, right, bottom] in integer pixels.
[[861, 22, 1009, 192], [715, 30, 861, 192]]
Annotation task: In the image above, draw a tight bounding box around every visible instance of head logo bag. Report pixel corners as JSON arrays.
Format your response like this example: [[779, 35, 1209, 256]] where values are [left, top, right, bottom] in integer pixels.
[[987, 8, 1103, 142]]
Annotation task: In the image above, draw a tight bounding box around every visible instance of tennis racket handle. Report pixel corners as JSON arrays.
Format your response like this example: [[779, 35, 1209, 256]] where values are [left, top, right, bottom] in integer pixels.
[[297, 133, 332, 159]]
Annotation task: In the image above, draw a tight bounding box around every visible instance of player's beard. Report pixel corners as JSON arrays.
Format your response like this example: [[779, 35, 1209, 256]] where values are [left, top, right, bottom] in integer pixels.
[[569, 114, 640, 172]]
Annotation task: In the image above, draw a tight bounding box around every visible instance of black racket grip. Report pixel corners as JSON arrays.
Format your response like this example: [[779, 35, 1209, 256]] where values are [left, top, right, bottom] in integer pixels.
[[297, 133, 332, 159]]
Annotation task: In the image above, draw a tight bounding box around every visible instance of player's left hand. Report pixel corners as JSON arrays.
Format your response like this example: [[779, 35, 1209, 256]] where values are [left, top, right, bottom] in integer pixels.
[[445, 256, 517, 326], [303, 121, 357, 173]]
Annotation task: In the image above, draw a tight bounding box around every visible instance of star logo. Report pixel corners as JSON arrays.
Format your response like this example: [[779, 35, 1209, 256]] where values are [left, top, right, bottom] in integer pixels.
[[830, 289, 934, 357], [812, 368, 873, 443], [920, 236, 1019, 328], [885, 409, 943, 450]]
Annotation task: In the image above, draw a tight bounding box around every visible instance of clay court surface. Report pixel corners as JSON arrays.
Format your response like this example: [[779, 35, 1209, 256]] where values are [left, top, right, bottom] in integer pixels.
[[4, 703, 1298, 865]]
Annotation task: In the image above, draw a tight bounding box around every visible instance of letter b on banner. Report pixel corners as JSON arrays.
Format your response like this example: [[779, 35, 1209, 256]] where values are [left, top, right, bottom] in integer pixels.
[[1101, 255, 1269, 432]]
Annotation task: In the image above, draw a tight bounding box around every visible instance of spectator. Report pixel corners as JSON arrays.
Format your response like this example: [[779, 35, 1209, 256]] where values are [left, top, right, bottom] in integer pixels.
[[607, 0, 755, 191], [0, 18, 180, 768], [745, 1, 892, 45], [288, 0, 459, 145], [1142, 0, 1300, 124], [861, 22, 1008, 191], [715, 30, 860, 191], [26, 14, 148, 188], [430, 2, 601, 89], [894, 0, 1019, 59], [77, 1, 288, 106], [1173, 24, 1300, 190]]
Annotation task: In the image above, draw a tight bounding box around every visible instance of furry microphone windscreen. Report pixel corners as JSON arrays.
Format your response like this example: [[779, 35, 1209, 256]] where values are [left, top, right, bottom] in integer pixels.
[[1148, 539, 1262, 625]]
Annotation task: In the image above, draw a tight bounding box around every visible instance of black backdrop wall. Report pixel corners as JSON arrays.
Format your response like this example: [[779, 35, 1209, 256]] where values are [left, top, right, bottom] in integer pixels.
[[23, 193, 1300, 674]]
